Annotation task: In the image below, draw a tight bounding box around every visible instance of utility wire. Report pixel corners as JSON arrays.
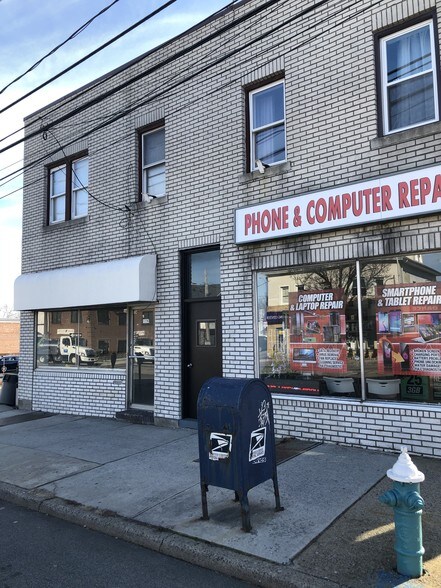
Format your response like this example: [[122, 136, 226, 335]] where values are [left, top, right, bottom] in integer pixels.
[[43, 127, 128, 214], [0, 0, 179, 117], [0, 0, 248, 189], [0, 0, 120, 96], [0, 0, 281, 147], [0, 0, 380, 198]]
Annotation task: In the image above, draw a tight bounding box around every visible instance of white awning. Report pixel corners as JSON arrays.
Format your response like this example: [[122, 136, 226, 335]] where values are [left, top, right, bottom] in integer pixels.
[[14, 255, 156, 310]]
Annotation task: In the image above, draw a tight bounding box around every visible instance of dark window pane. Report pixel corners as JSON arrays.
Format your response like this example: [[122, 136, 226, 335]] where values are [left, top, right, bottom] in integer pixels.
[[188, 250, 220, 298], [388, 73, 435, 130], [386, 25, 431, 83], [253, 83, 284, 128]]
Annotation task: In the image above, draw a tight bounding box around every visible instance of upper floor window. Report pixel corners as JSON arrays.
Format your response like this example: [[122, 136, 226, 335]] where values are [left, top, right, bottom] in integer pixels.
[[249, 79, 286, 171], [141, 126, 165, 199], [49, 153, 89, 224], [379, 19, 439, 135]]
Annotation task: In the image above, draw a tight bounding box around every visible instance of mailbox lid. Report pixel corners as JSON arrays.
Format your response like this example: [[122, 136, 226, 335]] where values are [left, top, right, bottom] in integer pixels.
[[198, 377, 267, 412]]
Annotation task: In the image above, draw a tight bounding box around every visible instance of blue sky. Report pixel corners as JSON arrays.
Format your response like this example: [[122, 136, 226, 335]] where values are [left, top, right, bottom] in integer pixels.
[[0, 0, 231, 310]]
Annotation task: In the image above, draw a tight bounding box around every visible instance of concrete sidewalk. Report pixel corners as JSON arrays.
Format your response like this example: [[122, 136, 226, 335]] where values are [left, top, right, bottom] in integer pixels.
[[0, 405, 440, 587]]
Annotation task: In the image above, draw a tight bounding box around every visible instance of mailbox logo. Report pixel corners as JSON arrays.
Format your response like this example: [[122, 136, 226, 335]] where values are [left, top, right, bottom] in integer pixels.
[[249, 427, 267, 462], [209, 432, 232, 461]]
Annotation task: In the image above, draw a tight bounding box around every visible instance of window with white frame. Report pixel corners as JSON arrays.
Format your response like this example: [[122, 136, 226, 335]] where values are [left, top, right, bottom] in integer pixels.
[[249, 79, 286, 171], [48, 154, 89, 224], [141, 126, 165, 199], [280, 285, 289, 305], [379, 19, 439, 135]]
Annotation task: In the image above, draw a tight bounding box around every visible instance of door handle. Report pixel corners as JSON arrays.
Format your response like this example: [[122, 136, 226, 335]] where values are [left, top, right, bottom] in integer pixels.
[[187, 363, 193, 368]]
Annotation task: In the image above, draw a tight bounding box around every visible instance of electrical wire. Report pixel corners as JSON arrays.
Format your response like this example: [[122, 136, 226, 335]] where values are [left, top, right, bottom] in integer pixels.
[[43, 127, 130, 215], [0, 0, 183, 119], [0, 0, 120, 96], [0, 0, 383, 200], [0, 0, 281, 147]]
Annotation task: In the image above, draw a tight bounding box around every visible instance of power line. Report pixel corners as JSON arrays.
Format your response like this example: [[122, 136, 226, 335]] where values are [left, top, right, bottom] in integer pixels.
[[0, 0, 180, 118], [0, 0, 281, 149], [0, 0, 380, 200], [0, 0, 120, 96]]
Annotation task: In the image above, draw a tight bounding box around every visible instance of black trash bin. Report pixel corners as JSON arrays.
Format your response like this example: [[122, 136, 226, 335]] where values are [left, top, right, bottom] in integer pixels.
[[197, 377, 283, 531], [0, 373, 18, 406]]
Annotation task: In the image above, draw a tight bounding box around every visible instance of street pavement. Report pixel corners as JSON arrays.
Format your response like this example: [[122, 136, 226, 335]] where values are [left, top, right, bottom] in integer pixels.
[[0, 404, 440, 587]]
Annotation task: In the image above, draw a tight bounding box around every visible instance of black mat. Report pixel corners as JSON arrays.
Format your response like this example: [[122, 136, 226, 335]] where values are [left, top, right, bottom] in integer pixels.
[[0, 412, 54, 427], [275, 437, 322, 465]]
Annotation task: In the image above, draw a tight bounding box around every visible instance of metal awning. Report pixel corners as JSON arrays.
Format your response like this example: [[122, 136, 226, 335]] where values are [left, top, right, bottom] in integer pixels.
[[14, 255, 156, 310]]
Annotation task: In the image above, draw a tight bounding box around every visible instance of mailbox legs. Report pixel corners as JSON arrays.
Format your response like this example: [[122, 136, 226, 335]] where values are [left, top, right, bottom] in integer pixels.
[[200, 483, 209, 520], [273, 475, 284, 512], [237, 491, 252, 532]]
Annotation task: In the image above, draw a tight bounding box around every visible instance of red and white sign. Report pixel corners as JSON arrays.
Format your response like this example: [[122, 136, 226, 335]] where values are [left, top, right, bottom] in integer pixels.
[[235, 165, 441, 244]]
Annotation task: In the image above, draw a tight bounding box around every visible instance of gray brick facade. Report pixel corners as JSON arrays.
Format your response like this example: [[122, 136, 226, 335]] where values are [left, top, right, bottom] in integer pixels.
[[19, 0, 441, 457]]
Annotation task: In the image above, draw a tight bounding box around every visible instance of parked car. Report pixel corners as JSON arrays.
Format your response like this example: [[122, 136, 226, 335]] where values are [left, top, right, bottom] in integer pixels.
[[0, 355, 19, 373], [36, 337, 61, 364]]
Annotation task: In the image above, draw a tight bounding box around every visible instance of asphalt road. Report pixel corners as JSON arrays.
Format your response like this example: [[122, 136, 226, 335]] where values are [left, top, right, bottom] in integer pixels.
[[0, 500, 255, 588]]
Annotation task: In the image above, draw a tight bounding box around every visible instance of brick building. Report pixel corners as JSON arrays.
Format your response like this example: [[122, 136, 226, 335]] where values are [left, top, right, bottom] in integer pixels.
[[0, 320, 20, 355], [15, 0, 441, 456]]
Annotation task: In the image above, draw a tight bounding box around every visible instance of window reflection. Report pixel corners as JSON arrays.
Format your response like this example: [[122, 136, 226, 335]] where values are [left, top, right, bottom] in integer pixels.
[[257, 255, 441, 404], [36, 306, 127, 369], [187, 249, 220, 299]]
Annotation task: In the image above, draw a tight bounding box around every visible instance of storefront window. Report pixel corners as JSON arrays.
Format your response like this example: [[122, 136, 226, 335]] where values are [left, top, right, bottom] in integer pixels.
[[36, 306, 127, 369], [257, 256, 441, 404]]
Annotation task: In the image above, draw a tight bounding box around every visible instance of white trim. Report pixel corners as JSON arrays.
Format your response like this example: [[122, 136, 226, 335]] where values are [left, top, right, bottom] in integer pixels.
[[14, 255, 157, 310], [381, 19, 439, 135], [249, 79, 286, 171]]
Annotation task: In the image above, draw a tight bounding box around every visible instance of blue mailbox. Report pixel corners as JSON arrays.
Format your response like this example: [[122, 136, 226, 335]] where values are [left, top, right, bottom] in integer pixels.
[[197, 377, 283, 532]]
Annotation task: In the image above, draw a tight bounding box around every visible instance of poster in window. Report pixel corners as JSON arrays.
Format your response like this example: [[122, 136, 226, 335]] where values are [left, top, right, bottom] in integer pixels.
[[376, 282, 441, 376], [288, 288, 347, 374]]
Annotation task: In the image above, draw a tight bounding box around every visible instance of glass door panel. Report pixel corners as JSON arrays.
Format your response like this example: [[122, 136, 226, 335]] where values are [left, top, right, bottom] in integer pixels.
[[129, 306, 155, 407]]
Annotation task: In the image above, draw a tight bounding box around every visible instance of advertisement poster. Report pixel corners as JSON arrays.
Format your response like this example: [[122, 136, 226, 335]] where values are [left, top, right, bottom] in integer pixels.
[[289, 288, 347, 374], [376, 282, 441, 377]]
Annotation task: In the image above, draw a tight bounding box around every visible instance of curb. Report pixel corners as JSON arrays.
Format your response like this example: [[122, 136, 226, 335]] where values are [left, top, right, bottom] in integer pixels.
[[0, 481, 338, 588]]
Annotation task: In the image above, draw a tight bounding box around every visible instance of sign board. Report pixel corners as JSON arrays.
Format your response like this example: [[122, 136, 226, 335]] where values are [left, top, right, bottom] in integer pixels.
[[235, 165, 441, 244]]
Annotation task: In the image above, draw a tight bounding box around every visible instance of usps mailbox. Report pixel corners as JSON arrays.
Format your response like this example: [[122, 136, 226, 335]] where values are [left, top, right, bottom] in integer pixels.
[[197, 377, 283, 532]]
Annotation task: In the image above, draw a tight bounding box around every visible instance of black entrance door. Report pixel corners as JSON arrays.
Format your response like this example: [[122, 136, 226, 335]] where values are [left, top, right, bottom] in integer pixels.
[[184, 299, 222, 419], [182, 247, 222, 420]]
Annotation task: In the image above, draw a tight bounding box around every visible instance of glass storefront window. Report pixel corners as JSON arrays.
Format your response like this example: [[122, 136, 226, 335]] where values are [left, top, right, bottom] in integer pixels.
[[257, 263, 361, 397], [257, 255, 441, 404], [36, 306, 127, 369]]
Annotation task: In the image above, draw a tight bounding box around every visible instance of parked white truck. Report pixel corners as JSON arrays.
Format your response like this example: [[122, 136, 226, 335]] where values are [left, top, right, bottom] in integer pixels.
[[133, 337, 155, 362], [58, 330, 96, 365]]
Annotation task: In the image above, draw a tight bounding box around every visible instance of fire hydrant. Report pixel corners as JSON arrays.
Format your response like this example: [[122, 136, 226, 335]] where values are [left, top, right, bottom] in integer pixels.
[[379, 446, 425, 578]]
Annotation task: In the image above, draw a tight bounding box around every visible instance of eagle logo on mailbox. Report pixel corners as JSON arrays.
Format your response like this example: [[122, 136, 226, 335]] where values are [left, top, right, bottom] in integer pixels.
[[209, 432, 232, 461], [249, 427, 267, 462]]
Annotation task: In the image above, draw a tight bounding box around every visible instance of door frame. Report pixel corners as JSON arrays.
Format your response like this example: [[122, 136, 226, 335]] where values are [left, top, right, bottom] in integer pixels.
[[181, 246, 222, 419], [128, 304, 155, 410]]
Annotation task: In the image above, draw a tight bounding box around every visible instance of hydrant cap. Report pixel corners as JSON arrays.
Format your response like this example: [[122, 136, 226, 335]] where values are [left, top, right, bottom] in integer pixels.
[[387, 446, 425, 483]]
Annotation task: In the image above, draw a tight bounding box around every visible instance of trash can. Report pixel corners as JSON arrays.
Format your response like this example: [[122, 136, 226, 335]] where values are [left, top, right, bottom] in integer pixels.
[[0, 373, 18, 406], [197, 377, 283, 531]]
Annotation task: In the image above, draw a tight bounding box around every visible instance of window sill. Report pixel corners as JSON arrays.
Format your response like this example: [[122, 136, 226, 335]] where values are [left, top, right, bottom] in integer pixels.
[[239, 161, 292, 184], [44, 215, 90, 231], [371, 120, 441, 149], [130, 195, 168, 210]]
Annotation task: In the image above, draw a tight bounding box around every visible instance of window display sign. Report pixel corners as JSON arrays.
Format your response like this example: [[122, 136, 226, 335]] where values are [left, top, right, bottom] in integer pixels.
[[376, 282, 441, 376], [289, 288, 347, 374]]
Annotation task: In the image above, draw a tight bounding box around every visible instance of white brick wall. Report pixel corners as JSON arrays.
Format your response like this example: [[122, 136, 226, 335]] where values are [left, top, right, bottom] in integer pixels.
[[18, 0, 441, 454], [273, 396, 441, 458]]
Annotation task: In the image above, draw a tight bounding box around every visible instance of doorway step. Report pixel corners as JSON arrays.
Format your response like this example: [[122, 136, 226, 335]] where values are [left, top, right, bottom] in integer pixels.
[[115, 408, 154, 425]]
